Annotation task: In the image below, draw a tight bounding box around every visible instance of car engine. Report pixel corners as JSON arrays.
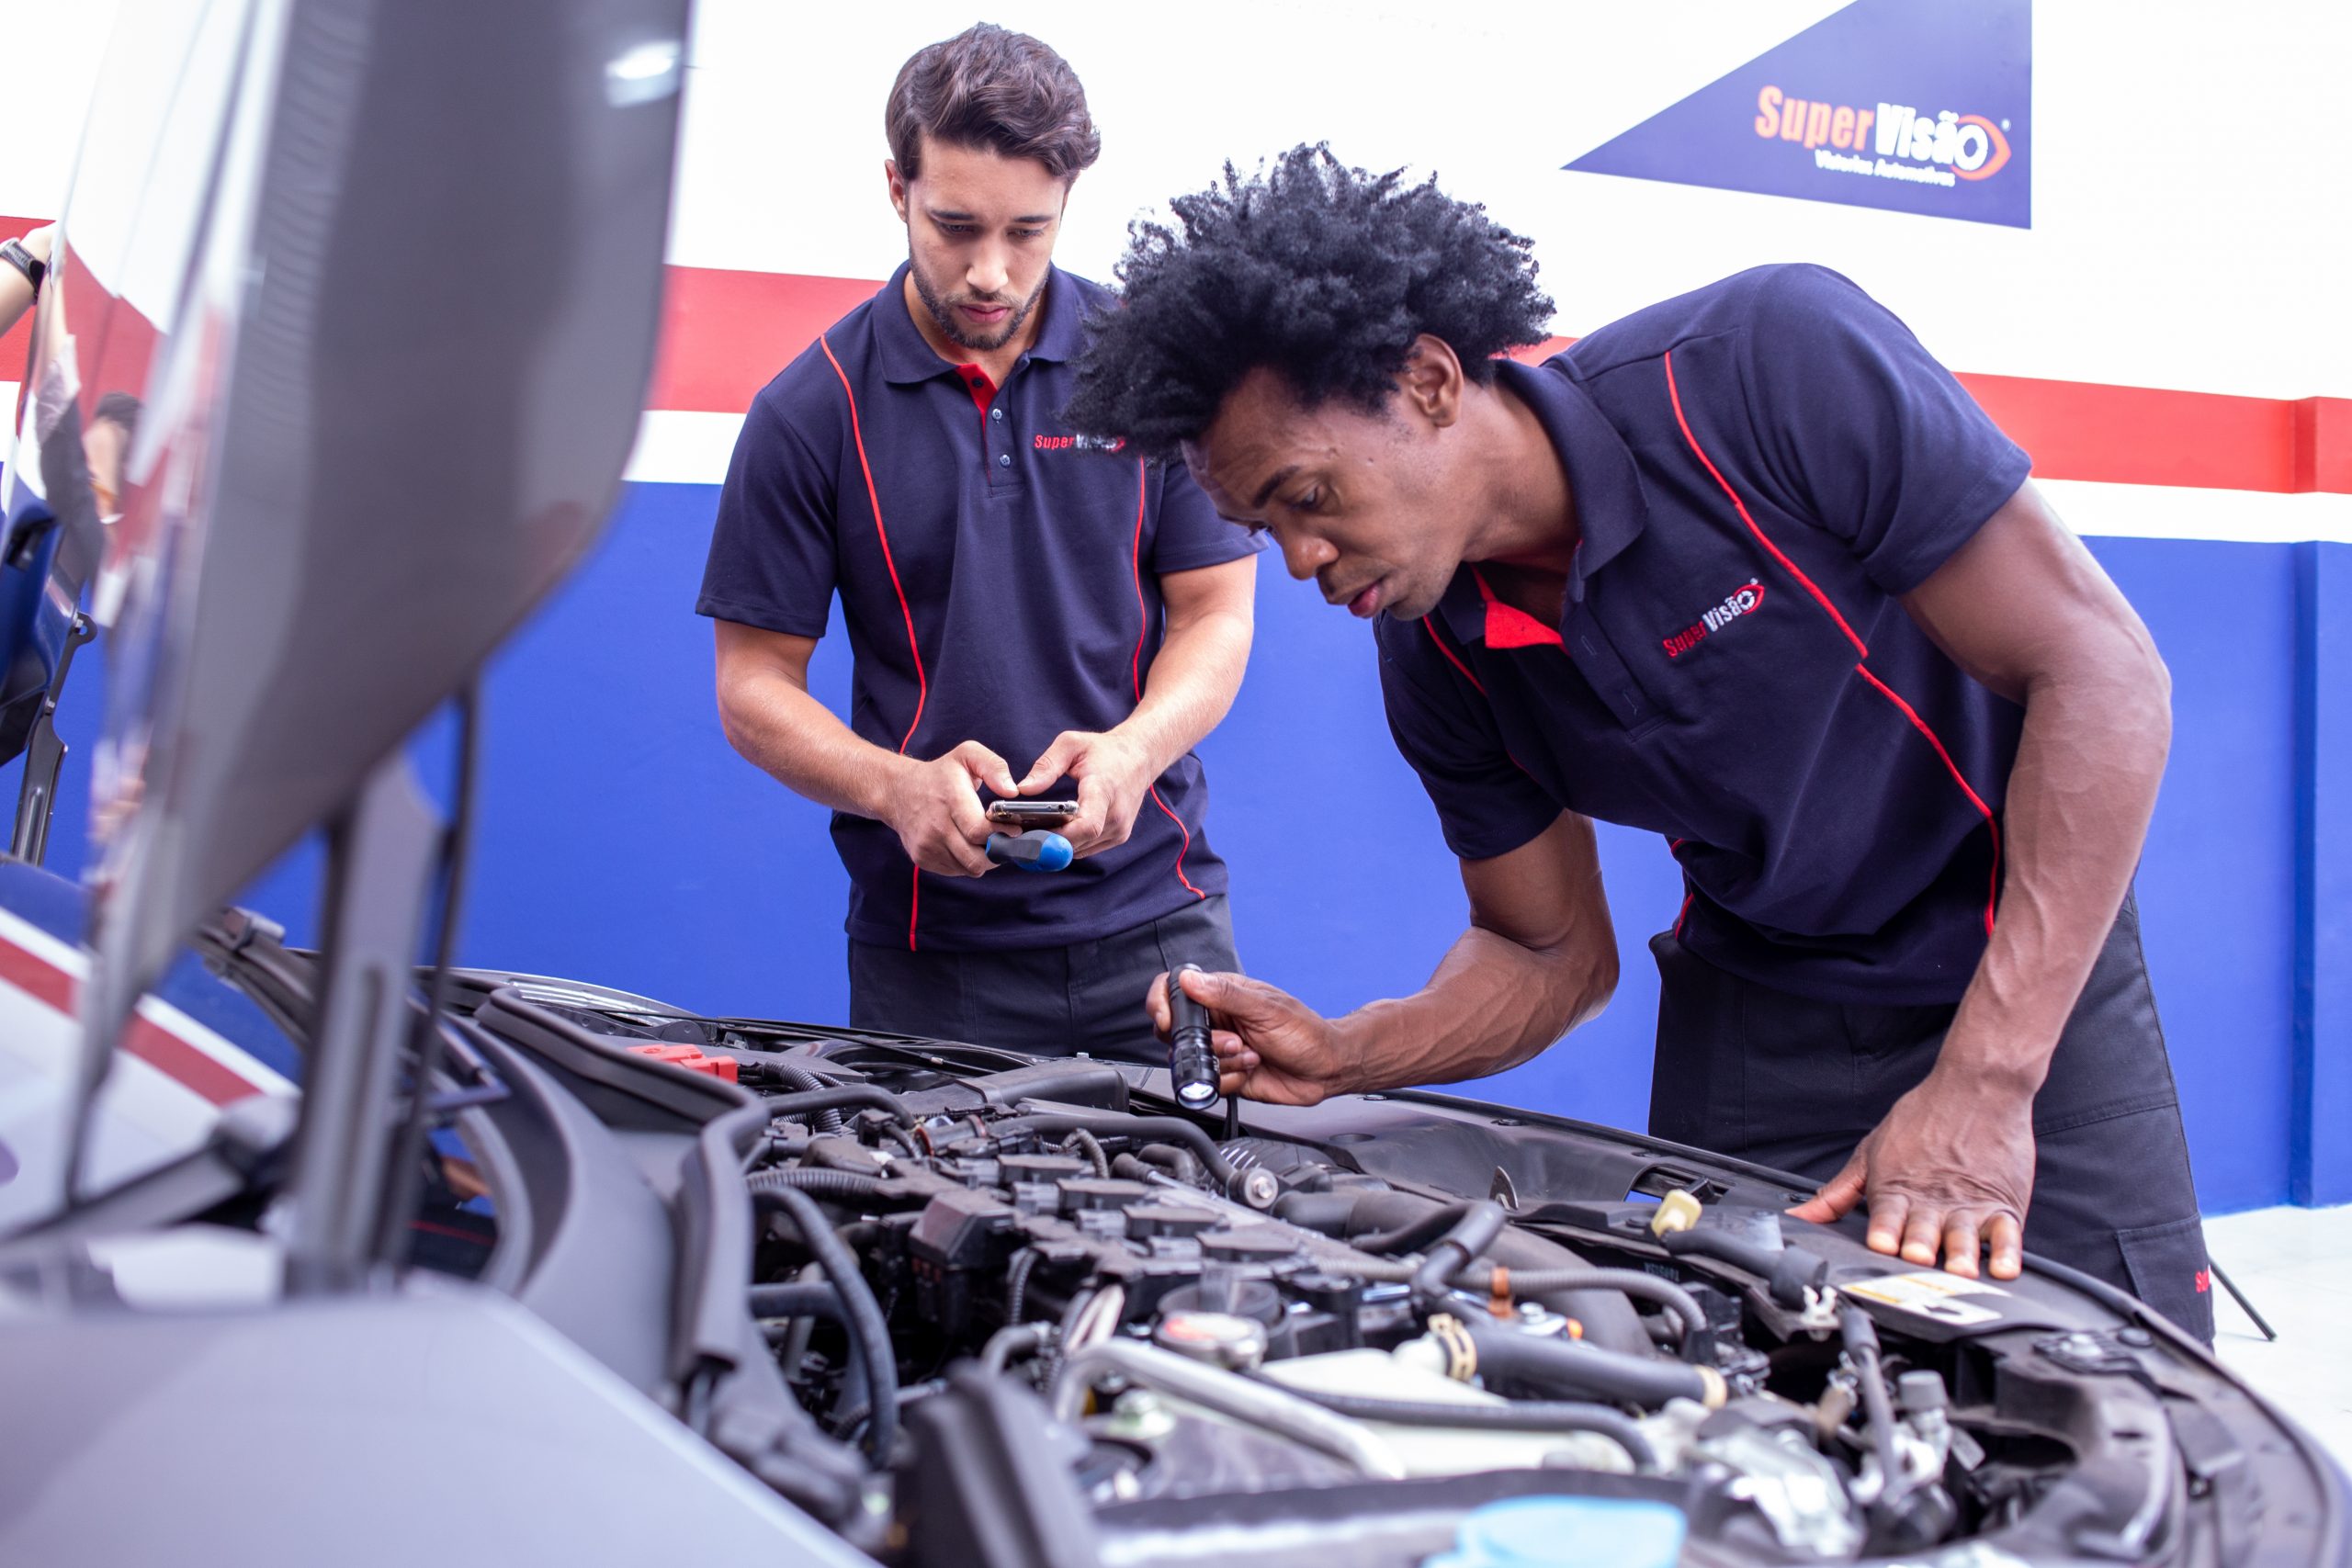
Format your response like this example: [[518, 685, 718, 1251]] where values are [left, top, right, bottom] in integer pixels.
[[535, 1008, 2201, 1568]]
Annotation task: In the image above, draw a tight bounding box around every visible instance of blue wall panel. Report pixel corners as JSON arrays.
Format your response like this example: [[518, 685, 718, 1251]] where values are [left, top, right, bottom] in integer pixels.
[[2092, 538, 2300, 1213], [2293, 543, 2352, 1205], [6, 482, 2333, 1215]]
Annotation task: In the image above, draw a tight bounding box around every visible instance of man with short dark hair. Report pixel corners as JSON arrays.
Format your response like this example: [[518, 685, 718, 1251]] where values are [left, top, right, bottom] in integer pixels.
[[697, 25, 1260, 1064], [1072, 148, 2211, 1339]]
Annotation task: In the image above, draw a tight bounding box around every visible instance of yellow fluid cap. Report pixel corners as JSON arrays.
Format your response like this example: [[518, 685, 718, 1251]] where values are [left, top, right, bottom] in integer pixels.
[[1649, 1189, 1703, 1237]]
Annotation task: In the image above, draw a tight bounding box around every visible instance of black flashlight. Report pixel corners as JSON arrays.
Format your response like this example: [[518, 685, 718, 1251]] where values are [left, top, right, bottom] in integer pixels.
[[1168, 963, 1219, 1110]]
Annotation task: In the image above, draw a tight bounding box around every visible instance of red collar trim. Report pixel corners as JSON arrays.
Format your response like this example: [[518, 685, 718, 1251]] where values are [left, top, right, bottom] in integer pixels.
[[1472, 567, 1566, 650], [953, 362, 997, 416]]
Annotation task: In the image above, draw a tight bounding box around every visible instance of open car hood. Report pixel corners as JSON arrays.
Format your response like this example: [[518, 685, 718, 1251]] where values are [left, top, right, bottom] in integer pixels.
[[2, 0, 680, 1061]]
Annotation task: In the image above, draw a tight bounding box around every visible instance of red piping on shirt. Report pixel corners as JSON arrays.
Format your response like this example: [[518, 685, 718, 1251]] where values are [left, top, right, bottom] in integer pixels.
[[1128, 460, 1205, 899], [1421, 616, 1488, 694], [1664, 349, 2002, 940], [1419, 615, 1550, 785], [1673, 889, 1696, 940], [1148, 789, 1206, 899], [821, 332, 930, 950], [1128, 464, 1151, 703], [1664, 350, 1869, 659], [1855, 665, 2003, 936]]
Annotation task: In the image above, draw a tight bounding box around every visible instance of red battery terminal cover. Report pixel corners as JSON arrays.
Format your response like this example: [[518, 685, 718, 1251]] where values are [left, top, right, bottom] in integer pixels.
[[625, 1043, 740, 1083]]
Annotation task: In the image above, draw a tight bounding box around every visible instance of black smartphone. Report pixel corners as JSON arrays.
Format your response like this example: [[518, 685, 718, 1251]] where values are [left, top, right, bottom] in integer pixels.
[[987, 799, 1078, 827]]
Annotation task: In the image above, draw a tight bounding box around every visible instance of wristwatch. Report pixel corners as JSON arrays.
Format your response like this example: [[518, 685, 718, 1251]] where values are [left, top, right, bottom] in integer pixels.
[[1, 237, 46, 298]]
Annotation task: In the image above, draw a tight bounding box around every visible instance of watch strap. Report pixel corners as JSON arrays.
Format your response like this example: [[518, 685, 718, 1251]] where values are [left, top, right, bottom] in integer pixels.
[[1, 237, 46, 296]]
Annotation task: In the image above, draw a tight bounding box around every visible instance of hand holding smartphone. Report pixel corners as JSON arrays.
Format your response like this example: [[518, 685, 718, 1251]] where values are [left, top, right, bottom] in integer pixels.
[[986, 799, 1078, 828], [983, 798, 1079, 874]]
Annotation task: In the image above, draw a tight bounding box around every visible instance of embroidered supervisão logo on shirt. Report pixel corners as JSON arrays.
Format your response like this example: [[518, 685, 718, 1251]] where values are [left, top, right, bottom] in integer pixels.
[[1034, 432, 1127, 453], [1662, 579, 1767, 660]]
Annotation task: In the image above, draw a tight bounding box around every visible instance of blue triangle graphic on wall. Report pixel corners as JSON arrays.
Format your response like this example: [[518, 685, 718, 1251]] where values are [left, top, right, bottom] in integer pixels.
[[1566, 0, 2030, 229]]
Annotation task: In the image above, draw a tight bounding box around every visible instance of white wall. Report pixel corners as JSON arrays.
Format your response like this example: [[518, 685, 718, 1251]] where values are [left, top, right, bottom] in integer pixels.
[[6, 0, 2349, 551], [664, 0, 2350, 401]]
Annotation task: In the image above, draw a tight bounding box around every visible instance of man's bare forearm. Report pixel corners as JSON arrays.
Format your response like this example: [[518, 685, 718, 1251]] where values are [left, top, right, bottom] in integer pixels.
[[715, 641, 908, 820], [1, 225, 52, 339], [1937, 641, 2169, 1093], [1321, 814, 1619, 1093], [0, 271, 32, 338], [1115, 604, 1251, 775], [1331, 925, 1616, 1092], [1111, 560, 1255, 776]]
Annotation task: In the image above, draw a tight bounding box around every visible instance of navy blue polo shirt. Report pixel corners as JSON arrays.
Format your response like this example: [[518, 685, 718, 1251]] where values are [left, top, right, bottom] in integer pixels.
[[1380, 264, 2032, 1006], [698, 265, 1261, 952]]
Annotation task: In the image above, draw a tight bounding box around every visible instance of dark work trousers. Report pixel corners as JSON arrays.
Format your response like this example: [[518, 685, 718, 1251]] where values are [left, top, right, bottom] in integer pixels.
[[847, 895, 1239, 1068], [1648, 893, 2214, 1342]]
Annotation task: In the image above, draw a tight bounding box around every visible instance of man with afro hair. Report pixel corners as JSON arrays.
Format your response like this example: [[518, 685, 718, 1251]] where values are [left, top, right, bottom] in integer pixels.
[[1074, 146, 2211, 1340]]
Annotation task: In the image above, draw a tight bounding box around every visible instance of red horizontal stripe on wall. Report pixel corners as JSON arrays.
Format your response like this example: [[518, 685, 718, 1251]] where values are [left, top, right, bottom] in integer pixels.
[[1, 214, 42, 388], [0, 934, 261, 1107], [1513, 333, 2349, 495], [648, 266, 880, 412], [10, 219, 2348, 498], [1958, 375, 2352, 496]]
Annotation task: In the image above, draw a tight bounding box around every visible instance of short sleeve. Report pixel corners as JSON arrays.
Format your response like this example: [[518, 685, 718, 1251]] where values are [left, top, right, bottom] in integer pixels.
[[1376, 621, 1562, 863], [1740, 265, 2030, 595], [1150, 457, 1268, 574], [695, 391, 839, 637]]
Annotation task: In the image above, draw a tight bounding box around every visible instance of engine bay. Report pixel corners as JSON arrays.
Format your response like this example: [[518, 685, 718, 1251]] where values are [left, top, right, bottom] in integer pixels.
[[482, 996, 2222, 1568]]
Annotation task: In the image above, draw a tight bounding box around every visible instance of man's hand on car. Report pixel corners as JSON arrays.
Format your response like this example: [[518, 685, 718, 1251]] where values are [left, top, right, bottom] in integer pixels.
[[1019, 728, 1154, 858], [1146, 967, 1353, 1105], [1788, 1065, 2036, 1280], [882, 740, 1017, 877]]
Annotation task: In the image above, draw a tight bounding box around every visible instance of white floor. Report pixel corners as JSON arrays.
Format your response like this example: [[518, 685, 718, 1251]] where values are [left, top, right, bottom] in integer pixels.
[[2204, 1205, 2352, 1464]]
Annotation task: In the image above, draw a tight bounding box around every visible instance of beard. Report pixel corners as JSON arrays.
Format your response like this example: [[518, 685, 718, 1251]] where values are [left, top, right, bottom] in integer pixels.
[[909, 259, 1047, 353]]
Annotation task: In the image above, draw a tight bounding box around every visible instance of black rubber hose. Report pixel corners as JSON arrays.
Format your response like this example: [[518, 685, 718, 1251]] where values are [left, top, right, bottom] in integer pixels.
[[744, 1167, 889, 1201], [977, 1062, 1132, 1110], [763, 1062, 844, 1132], [1342, 1190, 1646, 1355], [753, 1185, 899, 1461], [764, 1084, 915, 1128], [1272, 1190, 1358, 1236], [749, 1281, 847, 1319], [1134, 1143, 1205, 1183], [1004, 1248, 1041, 1325], [1659, 1228, 1827, 1310], [1455, 1266, 1709, 1346], [1841, 1303, 1907, 1503], [1062, 1128, 1111, 1178], [1253, 1378, 1660, 1472], [1411, 1200, 1510, 1301], [749, 1283, 873, 1427], [992, 1113, 1238, 1191], [981, 1323, 1048, 1375], [1461, 1313, 1716, 1410], [1353, 1200, 1485, 1257]]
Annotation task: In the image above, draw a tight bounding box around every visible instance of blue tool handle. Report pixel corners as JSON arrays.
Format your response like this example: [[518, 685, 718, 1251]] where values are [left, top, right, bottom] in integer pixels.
[[986, 829, 1073, 873]]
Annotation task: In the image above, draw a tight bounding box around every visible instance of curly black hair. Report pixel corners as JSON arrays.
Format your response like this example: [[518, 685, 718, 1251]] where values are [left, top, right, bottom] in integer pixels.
[[1063, 145, 1554, 458]]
